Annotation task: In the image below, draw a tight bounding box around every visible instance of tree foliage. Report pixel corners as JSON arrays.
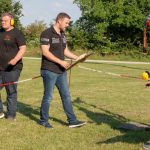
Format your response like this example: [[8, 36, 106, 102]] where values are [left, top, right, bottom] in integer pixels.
[[23, 20, 47, 47], [72, 0, 150, 52]]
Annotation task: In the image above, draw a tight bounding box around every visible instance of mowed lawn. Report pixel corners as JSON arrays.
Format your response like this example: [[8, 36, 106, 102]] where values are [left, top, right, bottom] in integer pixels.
[[0, 58, 150, 150]]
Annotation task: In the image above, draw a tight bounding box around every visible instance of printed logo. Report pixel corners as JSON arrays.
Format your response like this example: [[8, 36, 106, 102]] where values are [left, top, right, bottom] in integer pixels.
[[41, 38, 49, 42], [4, 35, 11, 41], [52, 38, 60, 44]]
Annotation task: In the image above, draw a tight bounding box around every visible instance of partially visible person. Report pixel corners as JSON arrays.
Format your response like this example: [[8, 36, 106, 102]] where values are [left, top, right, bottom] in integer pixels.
[[143, 14, 150, 150], [0, 12, 26, 120], [39, 12, 86, 128]]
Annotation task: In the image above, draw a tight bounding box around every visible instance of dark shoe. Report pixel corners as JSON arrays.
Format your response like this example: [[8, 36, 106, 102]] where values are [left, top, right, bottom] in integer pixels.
[[143, 142, 150, 149], [38, 121, 53, 128], [69, 120, 86, 128], [6, 115, 16, 121], [0, 112, 4, 119]]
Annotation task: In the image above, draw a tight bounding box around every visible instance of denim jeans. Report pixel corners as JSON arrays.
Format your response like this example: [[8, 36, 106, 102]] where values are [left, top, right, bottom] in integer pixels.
[[40, 70, 76, 124], [0, 70, 21, 117]]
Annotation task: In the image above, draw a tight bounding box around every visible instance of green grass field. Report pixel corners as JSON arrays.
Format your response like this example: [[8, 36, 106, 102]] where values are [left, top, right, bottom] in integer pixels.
[[0, 58, 150, 150]]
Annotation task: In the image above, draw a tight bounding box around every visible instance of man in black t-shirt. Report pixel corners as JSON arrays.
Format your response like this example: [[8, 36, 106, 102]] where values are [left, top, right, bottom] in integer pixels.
[[39, 12, 86, 128], [0, 13, 26, 120]]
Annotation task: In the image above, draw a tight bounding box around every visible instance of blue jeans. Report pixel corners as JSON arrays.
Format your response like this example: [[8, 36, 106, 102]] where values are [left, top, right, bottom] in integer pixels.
[[40, 70, 76, 124], [0, 70, 21, 117]]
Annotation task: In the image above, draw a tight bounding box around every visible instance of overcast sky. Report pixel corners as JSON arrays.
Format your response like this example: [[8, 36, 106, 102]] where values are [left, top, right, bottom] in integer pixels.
[[18, 0, 81, 26]]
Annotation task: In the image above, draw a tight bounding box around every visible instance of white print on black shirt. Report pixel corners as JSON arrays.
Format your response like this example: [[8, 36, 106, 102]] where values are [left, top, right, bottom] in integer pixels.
[[41, 38, 49, 42], [52, 38, 60, 44], [52, 37, 66, 44]]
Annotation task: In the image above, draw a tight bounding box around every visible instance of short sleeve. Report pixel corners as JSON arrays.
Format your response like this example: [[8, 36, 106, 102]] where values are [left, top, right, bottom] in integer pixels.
[[40, 30, 50, 45], [16, 30, 26, 46]]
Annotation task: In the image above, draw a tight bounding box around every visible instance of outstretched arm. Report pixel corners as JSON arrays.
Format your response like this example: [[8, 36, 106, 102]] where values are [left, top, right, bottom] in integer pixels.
[[64, 45, 87, 61], [64, 45, 78, 60]]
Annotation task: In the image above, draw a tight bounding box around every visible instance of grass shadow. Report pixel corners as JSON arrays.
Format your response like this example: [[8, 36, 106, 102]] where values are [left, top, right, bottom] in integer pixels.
[[73, 97, 150, 144], [3, 100, 40, 122], [17, 101, 67, 126], [50, 117, 68, 126], [17, 100, 40, 122], [73, 97, 128, 127]]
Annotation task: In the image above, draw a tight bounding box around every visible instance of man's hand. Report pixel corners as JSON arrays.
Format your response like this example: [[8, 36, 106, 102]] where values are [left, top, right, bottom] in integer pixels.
[[76, 53, 87, 62], [66, 52, 93, 71], [8, 58, 17, 65], [60, 60, 70, 69]]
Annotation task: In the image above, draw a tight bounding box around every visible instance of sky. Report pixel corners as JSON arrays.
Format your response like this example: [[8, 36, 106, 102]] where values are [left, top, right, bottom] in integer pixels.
[[18, 0, 81, 26]]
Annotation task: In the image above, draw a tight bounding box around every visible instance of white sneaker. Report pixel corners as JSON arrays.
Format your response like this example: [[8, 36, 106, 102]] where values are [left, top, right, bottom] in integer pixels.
[[69, 120, 86, 128], [0, 113, 4, 119]]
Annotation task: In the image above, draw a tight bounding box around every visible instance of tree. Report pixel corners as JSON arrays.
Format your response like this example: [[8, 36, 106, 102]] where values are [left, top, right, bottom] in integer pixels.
[[23, 20, 47, 47], [66, 21, 89, 50], [0, 0, 23, 28], [73, 0, 150, 52]]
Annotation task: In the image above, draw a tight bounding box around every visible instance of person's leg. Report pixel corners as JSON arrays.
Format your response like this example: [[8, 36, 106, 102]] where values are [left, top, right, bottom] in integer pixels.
[[56, 72, 86, 128], [0, 72, 4, 115], [39, 70, 57, 126], [56, 71, 77, 123], [0, 85, 4, 118], [3, 70, 21, 118], [0, 94, 3, 114]]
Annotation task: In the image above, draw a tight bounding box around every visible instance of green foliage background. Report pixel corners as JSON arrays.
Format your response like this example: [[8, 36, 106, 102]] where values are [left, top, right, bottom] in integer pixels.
[[67, 0, 150, 54], [0, 0, 150, 55]]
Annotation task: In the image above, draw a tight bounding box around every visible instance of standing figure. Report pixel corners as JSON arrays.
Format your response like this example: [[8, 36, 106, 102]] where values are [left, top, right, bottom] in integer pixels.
[[39, 12, 86, 128], [0, 12, 26, 120]]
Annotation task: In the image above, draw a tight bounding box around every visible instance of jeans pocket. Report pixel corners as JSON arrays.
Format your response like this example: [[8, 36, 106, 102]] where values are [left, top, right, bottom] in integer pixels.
[[41, 70, 47, 77]]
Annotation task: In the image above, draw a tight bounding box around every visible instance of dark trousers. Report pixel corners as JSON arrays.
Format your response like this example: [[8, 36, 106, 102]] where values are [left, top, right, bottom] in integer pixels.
[[0, 70, 21, 117]]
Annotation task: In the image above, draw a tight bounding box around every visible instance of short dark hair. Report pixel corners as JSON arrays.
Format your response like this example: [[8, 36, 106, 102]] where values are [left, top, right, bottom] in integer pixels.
[[1, 12, 14, 19], [56, 12, 71, 22]]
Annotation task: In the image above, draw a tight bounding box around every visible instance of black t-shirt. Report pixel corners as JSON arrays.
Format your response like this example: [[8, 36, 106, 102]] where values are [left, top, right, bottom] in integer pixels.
[[40, 26, 67, 74], [0, 27, 26, 71]]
